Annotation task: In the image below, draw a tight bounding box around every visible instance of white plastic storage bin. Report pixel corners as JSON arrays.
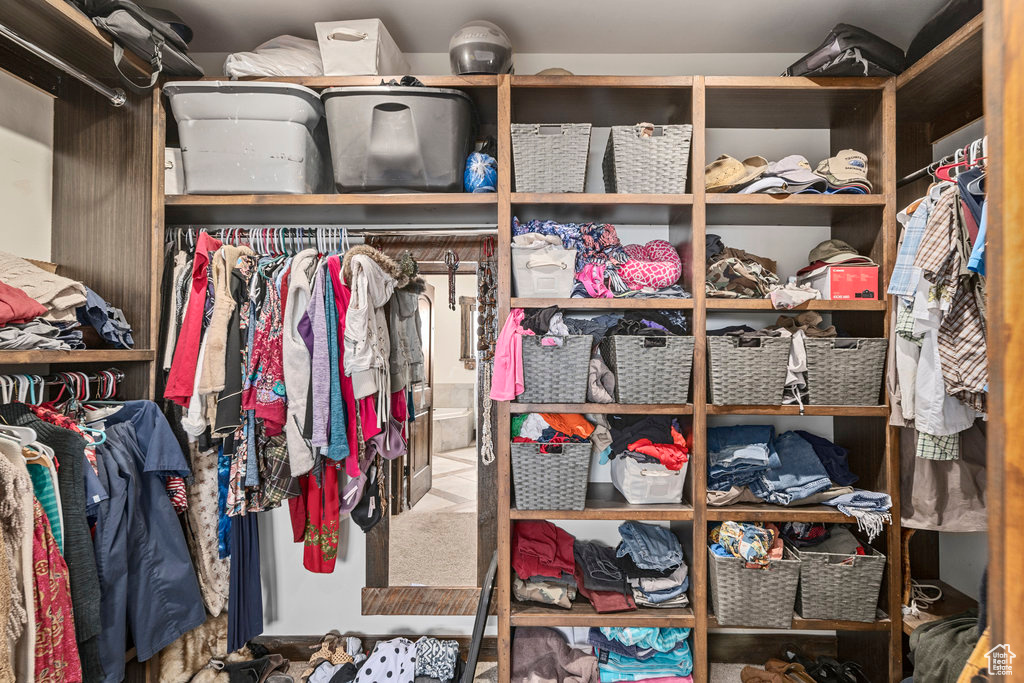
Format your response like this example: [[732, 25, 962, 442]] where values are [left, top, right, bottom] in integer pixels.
[[512, 246, 576, 297], [610, 456, 687, 504], [163, 81, 331, 194], [321, 86, 474, 192]]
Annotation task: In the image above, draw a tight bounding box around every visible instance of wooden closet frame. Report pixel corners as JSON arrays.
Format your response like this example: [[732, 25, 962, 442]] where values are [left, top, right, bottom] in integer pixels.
[[1, 2, 1013, 680]]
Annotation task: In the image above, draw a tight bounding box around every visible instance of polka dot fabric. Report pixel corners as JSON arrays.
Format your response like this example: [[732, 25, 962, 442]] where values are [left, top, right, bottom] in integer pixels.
[[618, 240, 683, 290], [355, 638, 415, 683]]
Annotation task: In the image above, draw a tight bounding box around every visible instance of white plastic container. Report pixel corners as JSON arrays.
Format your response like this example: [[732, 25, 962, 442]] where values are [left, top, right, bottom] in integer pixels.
[[512, 246, 576, 298], [163, 81, 331, 194], [611, 455, 687, 504], [165, 147, 185, 194]]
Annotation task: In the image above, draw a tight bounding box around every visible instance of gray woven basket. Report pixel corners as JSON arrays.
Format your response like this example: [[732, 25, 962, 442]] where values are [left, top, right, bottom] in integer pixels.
[[511, 441, 592, 510], [791, 542, 886, 622], [603, 124, 692, 193], [707, 336, 791, 405], [511, 123, 591, 193], [709, 547, 801, 628], [804, 338, 887, 405], [600, 335, 694, 404], [517, 335, 590, 403]]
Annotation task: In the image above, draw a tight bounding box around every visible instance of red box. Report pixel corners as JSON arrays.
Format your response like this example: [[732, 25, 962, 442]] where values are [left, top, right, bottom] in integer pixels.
[[800, 265, 879, 300]]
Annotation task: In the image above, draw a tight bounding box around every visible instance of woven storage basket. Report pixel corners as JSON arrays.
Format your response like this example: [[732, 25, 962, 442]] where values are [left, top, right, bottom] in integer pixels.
[[511, 441, 592, 510], [517, 335, 591, 403], [709, 547, 801, 628], [600, 335, 694, 404], [707, 336, 791, 405], [603, 124, 692, 193], [791, 542, 886, 622], [511, 123, 591, 192], [804, 338, 887, 405]]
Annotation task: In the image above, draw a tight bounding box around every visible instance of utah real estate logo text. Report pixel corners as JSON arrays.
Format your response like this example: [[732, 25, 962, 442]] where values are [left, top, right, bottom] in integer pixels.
[[986, 644, 1015, 676]]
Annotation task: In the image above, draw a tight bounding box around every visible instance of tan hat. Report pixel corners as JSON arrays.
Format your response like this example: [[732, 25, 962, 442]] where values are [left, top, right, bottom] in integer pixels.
[[815, 149, 871, 187], [705, 154, 768, 193], [808, 238, 869, 264]]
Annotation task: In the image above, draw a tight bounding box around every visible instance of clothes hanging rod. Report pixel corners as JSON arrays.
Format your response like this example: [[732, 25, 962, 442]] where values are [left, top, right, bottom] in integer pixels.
[[0, 22, 127, 107], [166, 225, 498, 236]]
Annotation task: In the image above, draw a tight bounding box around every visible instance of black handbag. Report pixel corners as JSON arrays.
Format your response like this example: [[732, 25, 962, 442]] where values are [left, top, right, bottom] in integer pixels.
[[77, 1, 203, 92], [783, 24, 905, 77]]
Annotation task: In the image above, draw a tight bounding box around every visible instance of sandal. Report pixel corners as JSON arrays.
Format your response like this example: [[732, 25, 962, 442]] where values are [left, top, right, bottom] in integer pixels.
[[300, 631, 354, 681]]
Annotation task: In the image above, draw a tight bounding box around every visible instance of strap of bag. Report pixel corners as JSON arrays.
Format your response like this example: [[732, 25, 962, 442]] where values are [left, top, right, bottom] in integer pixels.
[[525, 255, 569, 270], [112, 32, 163, 94]]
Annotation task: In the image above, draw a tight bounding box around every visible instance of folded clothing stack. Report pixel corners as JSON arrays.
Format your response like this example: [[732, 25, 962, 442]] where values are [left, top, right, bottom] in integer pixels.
[[512, 520, 578, 609], [615, 522, 689, 609], [414, 636, 463, 683], [0, 251, 135, 349], [588, 628, 693, 682], [574, 540, 637, 613], [781, 523, 865, 556]]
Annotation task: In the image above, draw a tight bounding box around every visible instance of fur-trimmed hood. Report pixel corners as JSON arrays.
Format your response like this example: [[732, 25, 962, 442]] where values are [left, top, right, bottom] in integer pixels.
[[342, 244, 408, 288], [400, 276, 426, 294]]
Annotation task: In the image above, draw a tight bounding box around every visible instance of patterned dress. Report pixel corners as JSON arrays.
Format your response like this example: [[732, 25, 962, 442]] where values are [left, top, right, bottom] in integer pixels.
[[31, 500, 81, 683]]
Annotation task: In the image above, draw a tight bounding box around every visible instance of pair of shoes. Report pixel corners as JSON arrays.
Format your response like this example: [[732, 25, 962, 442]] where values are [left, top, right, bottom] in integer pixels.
[[301, 631, 354, 681], [782, 646, 870, 683]]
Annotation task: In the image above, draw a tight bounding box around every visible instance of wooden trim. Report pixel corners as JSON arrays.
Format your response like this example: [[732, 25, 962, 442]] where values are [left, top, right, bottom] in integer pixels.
[[707, 615, 891, 632], [705, 504, 863, 523], [705, 76, 889, 90], [511, 75, 694, 88], [706, 405, 887, 416], [705, 194, 885, 207], [148, 87, 165, 400], [512, 192, 693, 205], [165, 193, 498, 207], [361, 587, 484, 616], [509, 403, 693, 415], [985, 0, 1014, 654], [511, 601, 695, 627], [511, 298, 694, 310], [0, 349, 155, 364], [705, 299, 884, 311], [251, 634, 499, 663]]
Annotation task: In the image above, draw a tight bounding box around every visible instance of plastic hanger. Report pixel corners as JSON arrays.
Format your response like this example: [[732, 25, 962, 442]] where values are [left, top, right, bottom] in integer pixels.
[[0, 424, 37, 447]]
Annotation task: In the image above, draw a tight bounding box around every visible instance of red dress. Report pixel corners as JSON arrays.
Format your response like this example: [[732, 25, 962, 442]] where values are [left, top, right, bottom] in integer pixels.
[[31, 500, 82, 683]]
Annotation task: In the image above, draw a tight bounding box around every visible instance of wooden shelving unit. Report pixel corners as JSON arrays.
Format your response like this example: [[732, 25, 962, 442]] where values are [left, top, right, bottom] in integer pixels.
[[0, 349, 156, 364], [156, 52, 985, 678]]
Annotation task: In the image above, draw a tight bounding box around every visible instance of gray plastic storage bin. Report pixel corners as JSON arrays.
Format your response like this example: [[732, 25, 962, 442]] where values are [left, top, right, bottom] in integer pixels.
[[321, 86, 474, 192], [163, 81, 331, 195]]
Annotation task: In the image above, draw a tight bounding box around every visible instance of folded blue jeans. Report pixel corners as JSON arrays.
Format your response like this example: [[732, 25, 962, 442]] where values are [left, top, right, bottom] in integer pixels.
[[615, 522, 683, 572], [750, 431, 832, 505]]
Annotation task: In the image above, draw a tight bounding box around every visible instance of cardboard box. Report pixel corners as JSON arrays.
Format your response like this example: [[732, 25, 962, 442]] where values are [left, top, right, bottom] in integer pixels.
[[798, 264, 879, 300]]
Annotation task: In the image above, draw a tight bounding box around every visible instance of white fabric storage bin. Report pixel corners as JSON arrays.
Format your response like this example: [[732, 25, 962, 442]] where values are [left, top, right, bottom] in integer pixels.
[[163, 81, 331, 195], [512, 246, 576, 298], [315, 19, 410, 76], [610, 456, 687, 504]]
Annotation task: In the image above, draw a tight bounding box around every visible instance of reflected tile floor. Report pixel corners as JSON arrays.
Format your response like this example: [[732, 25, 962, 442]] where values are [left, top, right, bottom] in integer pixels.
[[413, 445, 478, 514]]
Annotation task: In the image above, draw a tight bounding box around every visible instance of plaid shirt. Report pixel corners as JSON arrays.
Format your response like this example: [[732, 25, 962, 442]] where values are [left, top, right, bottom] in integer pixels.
[[888, 199, 931, 300], [916, 431, 959, 461]]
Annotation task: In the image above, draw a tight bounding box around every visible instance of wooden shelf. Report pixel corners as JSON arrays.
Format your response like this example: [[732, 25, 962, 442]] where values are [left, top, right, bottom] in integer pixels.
[[704, 77, 887, 129], [511, 600, 695, 627], [706, 504, 859, 524], [511, 298, 694, 310], [706, 299, 885, 312], [705, 194, 885, 226], [511, 484, 693, 521], [706, 405, 887, 417], [510, 403, 693, 415], [707, 614, 891, 632], [164, 193, 498, 225], [511, 194, 692, 225], [220, 75, 500, 88], [0, 349, 156, 364], [896, 13, 984, 138], [2, 0, 148, 82], [902, 582, 977, 636]]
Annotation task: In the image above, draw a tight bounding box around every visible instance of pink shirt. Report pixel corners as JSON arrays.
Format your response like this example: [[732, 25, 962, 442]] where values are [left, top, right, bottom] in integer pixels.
[[490, 308, 526, 401]]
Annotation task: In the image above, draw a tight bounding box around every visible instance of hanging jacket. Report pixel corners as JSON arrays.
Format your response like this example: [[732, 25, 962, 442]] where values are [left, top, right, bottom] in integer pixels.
[[388, 279, 425, 393], [342, 247, 397, 402], [282, 249, 318, 476]]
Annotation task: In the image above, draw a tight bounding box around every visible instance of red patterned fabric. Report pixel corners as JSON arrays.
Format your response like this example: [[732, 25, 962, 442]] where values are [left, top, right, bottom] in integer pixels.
[[618, 240, 683, 290], [32, 500, 82, 683]]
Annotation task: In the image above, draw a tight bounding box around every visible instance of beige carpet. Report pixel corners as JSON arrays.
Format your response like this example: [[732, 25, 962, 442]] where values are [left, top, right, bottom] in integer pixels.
[[710, 663, 748, 682], [389, 511, 478, 586]]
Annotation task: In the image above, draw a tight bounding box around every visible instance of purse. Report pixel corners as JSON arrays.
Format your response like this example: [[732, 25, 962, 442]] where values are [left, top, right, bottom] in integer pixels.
[[84, 1, 204, 92], [365, 416, 408, 461], [783, 24, 905, 77], [352, 457, 387, 532]]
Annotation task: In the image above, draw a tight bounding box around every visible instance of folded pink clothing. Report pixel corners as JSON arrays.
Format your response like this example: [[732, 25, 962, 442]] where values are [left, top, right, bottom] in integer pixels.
[[628, 677, 693, 683], [577, 263, 614, 298]]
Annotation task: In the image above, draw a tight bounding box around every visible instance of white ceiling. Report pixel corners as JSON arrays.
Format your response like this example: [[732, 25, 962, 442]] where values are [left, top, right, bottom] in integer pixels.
[[157, 0, 949, 56]]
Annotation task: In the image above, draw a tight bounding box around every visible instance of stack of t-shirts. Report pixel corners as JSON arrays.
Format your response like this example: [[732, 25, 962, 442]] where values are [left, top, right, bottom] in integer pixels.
[[615, 522, 689, 608], [588, 628, 693, 682], [512, 521, 578, 609], [574, 540, 636, 613], [0, 251, 86, 322]]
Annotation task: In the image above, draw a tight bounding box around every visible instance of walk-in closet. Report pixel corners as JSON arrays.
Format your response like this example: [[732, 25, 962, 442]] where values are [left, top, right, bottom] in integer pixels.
[[0, 2, 1018, 682]]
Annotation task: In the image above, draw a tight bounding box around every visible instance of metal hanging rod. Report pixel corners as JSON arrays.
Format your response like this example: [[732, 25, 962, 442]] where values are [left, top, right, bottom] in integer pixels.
[[166, 225, 498, 236], [0, 22, 127, 107]]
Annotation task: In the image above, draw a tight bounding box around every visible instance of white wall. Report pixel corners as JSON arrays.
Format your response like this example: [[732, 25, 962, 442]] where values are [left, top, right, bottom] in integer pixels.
[[422, 273, 477, 385], [0, 70, 53, 260]]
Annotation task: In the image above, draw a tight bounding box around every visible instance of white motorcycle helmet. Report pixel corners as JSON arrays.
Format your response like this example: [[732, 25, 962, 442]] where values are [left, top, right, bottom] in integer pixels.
[[449, 20, 513, 75]]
